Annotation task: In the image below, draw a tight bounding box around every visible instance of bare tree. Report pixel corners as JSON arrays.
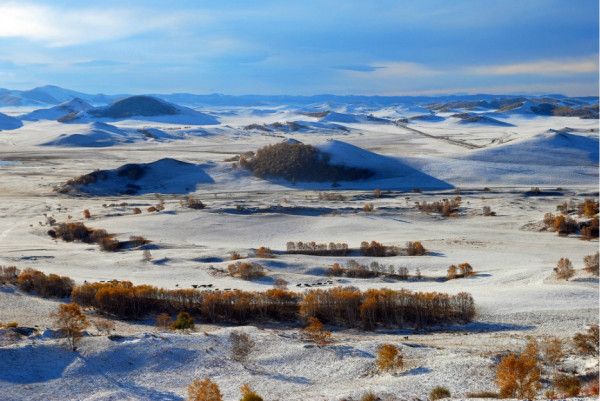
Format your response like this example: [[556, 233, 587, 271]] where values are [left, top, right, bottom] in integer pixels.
[[53, 303, 89, 351], [230, 331, 255, 364]]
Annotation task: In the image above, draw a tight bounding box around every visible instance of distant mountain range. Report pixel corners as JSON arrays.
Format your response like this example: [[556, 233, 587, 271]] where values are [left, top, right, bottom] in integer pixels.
[[1, 85, 598, 109]]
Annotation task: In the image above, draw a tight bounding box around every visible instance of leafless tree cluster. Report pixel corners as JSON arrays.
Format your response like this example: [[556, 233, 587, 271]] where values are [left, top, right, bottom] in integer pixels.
[[286, 241, 350, 256], [71, 280, 475, 329]]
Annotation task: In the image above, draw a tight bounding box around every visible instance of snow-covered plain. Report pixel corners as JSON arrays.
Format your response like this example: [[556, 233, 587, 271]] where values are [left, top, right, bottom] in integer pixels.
[[0, 101, 598, 401]]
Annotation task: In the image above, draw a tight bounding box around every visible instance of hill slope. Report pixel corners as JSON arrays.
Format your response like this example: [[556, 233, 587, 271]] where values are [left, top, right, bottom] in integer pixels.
[[464, 130, 598, 166], [0, 112, 23, 130], [21, 98, 93, 121], [57, 158, 214, 195], [72, 96, 219, 125]]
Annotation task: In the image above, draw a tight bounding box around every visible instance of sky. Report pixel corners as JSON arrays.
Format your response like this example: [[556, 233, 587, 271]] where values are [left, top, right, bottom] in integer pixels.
[[0, 0, 598, 96]]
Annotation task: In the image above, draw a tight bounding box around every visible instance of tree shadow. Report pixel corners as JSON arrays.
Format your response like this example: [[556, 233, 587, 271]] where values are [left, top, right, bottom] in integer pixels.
[[444, 321, 535, 333], [402, 366, 432, 375], [76, 354, 184, 401], [0, 344, 77, 384], [246, 365, 312, 385]]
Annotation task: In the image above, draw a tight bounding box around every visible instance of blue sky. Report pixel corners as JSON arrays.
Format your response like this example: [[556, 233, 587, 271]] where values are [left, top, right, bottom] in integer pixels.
[[0, 0, 597, 95]]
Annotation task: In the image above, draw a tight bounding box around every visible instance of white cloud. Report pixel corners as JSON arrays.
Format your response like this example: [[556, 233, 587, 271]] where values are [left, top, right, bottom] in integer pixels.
[[468, 56, 599, 75], [346, 61, 441, 78], [0, 2, 206, 47]]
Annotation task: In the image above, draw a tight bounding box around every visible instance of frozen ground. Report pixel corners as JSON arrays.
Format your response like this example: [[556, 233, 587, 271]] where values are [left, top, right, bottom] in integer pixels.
[[0, 105, 598, 400]]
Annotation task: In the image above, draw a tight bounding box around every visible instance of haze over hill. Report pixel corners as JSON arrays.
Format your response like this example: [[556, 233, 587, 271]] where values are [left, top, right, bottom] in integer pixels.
[[1, 85, 597, 112]]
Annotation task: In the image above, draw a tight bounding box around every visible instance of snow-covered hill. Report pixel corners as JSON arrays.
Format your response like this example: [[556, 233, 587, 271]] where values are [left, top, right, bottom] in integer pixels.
[[59, 158, 214, 195], [67, 96, 219, 125], [0, 112, 22, 130], [21, 98, 93, 122]]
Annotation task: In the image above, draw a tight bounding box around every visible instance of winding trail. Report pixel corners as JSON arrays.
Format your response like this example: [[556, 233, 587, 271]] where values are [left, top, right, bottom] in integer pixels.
[[395, 122, 483, 150]]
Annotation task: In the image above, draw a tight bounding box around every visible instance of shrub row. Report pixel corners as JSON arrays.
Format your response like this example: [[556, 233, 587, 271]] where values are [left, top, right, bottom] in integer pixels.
[[47, 222, 150, 251], [543, 213, 599, 239], [286, 241, 350, 256], [0, 266, 73, 298], [284, 240, 426, 257], [416, 196, 461, 217], [71, 280, 475, 329]]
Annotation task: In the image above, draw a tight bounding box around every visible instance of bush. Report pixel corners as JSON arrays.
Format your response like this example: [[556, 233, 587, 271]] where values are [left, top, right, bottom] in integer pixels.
[[459, 262, 474, 277], [360, 392, 379, 401], [83, 209, 91, 219], [17, 268, 73, 298], [181, 196, 206, 210], [543, 213, 578, 235], [230, 251, 243, 260], [49, 221, 129, 252], [93, 318, 115, 335], [132, 207, 142, 215], [240, 142, 373, 183], [327, 260, 381, 279], [580, 217, 599, 240], [255, 247, 274, 258], [360, 241, 399, 257], [573, 325, 599, 356], [171, 311, 194, 330], [317, 192, 346, 201], [584, 252, 599, 276], [417, 196, 461, 217], [406, 241, 426, 256], [302, 316, 331, 346], [579, 198, 599, 217], [483, 206, 496, 216], [0, 266, 19, 284], [239, 384, 263, 401], [129, 235, 151, 248], [540, 337, 563, 367], [554, 258, 575, 280], [376, 344, 403, 372], [429, 386, 451, 400], [228, 262, 266, 280], [328, 263, 346, 277], [553, 374, 581, 397], [155, 313, 173, 330], [142, 249, 152, 262], [496, 341, 540, 399], [581, 379, 600, 396], [363, 203, 375, 212], [464, 391, 498, 398], [274, 278, 288, 289], [447, 265, 458, 280], [188, 378, 222, 401], [51, 222, 95, 242], [230, 331, 255, 363]]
